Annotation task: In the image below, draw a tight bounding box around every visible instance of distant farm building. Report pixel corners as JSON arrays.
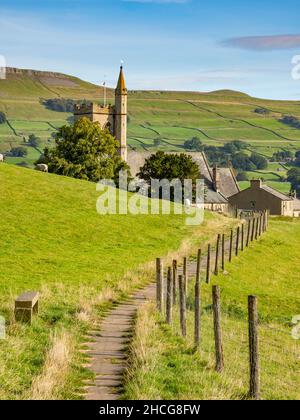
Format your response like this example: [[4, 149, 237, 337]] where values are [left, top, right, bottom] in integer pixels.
[[229, 179, 300, 217]]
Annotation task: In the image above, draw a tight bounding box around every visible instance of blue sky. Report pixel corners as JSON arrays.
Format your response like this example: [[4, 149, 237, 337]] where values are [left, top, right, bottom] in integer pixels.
[[1, 0, 300, 99]]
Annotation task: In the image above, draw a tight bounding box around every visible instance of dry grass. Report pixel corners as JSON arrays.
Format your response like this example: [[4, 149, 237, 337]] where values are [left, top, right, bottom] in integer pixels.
[[29, 330, 73, 400]]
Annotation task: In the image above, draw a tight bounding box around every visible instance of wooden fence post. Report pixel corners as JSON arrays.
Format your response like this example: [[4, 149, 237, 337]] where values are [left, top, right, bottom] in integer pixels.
[[194, 249, 201, 347], [246, 219, 251, 247], [156, 258, 164, 312], [241, 223, 244, 251], [183, 257, 188, 294], [172, 260, 177, 305], [229, 229, 233, 262], [206, 244, 211, 284], [179, 275, 187, 337], [255, 217, 259, 240], [215, 234, 221, 275], [259, 214, 262, 236], [248, 296, 260, 400], [221, 234, 225, 271], [212, 285, 224, 373], [251, 217, 255, 242], [166, 267, 172, 325], [262, 210, 266, 232], [235, 226, 240, 257]]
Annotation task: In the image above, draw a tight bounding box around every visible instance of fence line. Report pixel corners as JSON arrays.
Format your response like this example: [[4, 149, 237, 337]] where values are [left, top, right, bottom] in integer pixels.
[[155, 210, 272, 399]]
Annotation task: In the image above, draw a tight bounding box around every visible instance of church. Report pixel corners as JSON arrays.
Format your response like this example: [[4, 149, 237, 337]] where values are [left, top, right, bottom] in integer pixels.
[[73, 66, 239, 212], [74, 66, 128, 161]]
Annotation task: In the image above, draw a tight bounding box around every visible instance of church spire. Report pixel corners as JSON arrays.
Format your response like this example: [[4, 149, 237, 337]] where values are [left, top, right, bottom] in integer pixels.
[[116, 65, 127, 94]]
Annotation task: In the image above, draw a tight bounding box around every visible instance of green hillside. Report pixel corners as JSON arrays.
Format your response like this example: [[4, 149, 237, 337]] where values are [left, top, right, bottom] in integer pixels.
[[0, 163, 233, 399], [1, 67, 300, 192]]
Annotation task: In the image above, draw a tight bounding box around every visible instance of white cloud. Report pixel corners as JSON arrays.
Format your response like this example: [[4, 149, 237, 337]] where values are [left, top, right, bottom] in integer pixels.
[[222, 34, 300, 51]]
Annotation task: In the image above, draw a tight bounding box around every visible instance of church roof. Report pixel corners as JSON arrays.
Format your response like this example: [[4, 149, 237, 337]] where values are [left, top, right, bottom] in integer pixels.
[[218, 167, 240, 198], [116, 66, 127, 93]]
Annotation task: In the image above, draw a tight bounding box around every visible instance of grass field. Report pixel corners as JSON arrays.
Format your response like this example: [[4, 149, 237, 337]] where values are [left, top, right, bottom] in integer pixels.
[[123, 217, 300, 400], [239, 162, 291, 193], [0, 163, 236, 400], [1, 68, 300, 194]]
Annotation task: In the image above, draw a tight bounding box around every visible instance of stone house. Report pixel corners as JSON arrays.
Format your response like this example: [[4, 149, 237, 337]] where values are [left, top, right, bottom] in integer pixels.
[[229, 179, 300, 217]]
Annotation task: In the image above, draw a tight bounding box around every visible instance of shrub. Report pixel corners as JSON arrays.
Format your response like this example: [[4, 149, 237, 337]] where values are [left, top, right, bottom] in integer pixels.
[[10, 146, 28, 157], [153, 138, 162, 147], [28, 134, 41, 148], [184, 137, 203, 152], [42, 98, 88, 113], [280, 115, 300, 129], [254, 108, 270, 115], [250, 153, 268, 170], [0, 111, 6, 124]]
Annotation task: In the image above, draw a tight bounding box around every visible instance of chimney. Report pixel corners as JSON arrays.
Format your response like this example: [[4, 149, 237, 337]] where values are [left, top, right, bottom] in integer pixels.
[[213, 166, 221, 192], [250, 179, 262, 189]]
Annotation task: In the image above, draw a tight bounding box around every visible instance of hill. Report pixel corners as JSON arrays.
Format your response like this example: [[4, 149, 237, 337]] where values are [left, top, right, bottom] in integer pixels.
[[0, 163, 233, 399], [1, 67, 300, 191]]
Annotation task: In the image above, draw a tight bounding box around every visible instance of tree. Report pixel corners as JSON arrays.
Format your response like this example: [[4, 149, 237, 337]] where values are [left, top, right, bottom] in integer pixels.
[[223, 140, 248, 155], [287, 167, 300, 195], [0, 111, 6, 124], [271, 150, 294, 162], [236, 172, 249, 181], [28, 134, 41, 148], [250, 153, 268, 170], [40, 117, 130, 183], [231, 153, 255, 171], [254, 108, 270, 115], [184, 137, 203, 152], [42, 98, 82, 113], [280, 115, 300, 129], [10, 146, 28, 157], [138, 151, 201, 200]]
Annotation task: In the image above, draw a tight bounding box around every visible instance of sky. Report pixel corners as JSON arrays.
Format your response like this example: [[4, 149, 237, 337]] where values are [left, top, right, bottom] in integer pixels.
[[1, 0, 300, 99]]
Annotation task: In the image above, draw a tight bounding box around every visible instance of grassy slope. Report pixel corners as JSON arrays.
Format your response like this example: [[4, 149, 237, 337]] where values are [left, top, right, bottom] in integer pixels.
[[123, 217, 300, 400], [0, 163, 234, 399]]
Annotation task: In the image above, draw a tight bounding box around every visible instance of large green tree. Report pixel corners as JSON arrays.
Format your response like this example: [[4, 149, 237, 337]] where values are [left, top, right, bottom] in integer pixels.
[[41, 118, 130, 183], [138, 151, 200, 182]]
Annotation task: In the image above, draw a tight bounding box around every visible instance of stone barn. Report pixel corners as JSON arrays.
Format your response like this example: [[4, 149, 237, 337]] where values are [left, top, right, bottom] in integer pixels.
[[229, 179, 300, 217]]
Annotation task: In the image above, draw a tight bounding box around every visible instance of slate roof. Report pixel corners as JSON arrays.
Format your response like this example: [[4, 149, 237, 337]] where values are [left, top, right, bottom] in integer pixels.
[[205, 189, 228, 204], [218, 167, 240, 198], [127, 150, 238, 204], [260, 185, 293, 201]]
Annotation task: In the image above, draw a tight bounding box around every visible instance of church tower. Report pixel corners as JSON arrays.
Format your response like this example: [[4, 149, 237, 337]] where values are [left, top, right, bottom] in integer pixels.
[[115, 66, 127, 162]]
